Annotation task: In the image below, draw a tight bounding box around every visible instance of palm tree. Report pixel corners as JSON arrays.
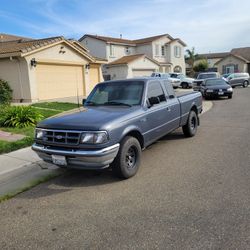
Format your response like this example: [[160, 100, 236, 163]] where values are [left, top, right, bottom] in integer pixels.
[[185, 47, 199, 68], [185, 47, 200, 77]]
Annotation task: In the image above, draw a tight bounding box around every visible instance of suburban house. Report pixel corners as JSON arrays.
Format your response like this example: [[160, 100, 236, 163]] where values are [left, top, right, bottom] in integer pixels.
[[79, 34, 186, 80], [0, 33, 104, 102], [215, 47, 250, 74], [195, 52, 230, 71], [194, 47, 250, 75]]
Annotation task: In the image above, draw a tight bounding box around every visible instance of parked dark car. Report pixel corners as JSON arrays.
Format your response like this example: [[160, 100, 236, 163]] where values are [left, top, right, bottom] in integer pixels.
[[193, 72, 220, 91], [32, 78, 202, 179], [225, 73, 249, 88], [200, 78, 233, 99]]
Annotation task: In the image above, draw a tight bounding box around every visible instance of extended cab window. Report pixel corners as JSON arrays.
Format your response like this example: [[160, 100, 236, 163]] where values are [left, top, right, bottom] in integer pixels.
[[147, 81, 166, 103], [163, 80, 175, 98]]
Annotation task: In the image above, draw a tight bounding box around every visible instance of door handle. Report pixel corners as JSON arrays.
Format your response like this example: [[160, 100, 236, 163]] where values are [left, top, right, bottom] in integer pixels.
[[166, 107, 171, 112]]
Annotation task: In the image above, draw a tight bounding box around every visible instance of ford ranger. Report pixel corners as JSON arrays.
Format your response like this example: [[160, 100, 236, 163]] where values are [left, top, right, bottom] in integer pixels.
[[32, 78, 202, 179]]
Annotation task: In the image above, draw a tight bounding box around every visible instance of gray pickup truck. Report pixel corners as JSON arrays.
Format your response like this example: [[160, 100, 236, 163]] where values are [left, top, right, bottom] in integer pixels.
[[32, 78, 202, 179]]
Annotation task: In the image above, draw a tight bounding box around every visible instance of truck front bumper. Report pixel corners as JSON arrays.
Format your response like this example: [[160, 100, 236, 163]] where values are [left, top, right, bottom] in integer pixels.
[[32, 143, 120, 170]]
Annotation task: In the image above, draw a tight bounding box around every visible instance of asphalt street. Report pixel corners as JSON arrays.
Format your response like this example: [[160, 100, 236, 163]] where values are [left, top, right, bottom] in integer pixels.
[[0, 87, 249, 250]]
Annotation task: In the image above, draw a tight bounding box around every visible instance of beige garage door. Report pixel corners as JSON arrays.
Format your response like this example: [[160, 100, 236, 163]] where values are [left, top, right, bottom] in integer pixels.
[[132, 69, 154, 77], [89, 65, 100, 92], [36, 64, 85, 100]]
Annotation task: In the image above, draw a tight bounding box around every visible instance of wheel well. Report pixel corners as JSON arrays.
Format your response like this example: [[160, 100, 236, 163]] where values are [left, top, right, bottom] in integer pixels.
[[125, 130, 144, 149], [191, 105, 198, 115]]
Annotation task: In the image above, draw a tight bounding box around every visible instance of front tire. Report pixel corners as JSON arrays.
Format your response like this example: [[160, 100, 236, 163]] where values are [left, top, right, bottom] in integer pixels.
[[182, 110, 198, 137], [228, 94, 232, 99], [243, 81, 248, 88], [112, 136, 141, 179]]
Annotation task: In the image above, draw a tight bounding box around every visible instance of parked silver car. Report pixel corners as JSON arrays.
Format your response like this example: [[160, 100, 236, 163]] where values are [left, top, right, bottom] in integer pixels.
[[151, 72, 181, 88], [226, 73, 249, 88], [170, 73, 194, 88]]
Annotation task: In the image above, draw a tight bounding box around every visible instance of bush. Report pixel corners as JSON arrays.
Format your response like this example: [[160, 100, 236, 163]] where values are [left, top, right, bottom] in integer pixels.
[[0, 79, 13, 105], [193, 59, 209, 72], [0, 106, 44, 128]]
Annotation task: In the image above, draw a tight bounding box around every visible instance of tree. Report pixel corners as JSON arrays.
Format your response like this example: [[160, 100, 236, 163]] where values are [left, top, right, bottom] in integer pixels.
[[193, 59, 209, 73], [185, 47, 200, 76], [185, 47, 199, 68]]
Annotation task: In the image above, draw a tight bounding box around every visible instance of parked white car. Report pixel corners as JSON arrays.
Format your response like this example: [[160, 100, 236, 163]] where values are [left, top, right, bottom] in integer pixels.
[[169, 73, 194, 89], [151, 72, 181, 88]]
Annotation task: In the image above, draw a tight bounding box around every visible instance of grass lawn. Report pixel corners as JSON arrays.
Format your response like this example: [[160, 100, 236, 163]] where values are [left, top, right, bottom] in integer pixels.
[[0, 102, 78, 154], [31, 102, 79, 111]]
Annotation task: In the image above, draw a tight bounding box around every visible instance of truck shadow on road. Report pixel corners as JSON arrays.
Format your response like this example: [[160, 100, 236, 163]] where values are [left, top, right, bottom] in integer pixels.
[[18, 169, 120, 199]]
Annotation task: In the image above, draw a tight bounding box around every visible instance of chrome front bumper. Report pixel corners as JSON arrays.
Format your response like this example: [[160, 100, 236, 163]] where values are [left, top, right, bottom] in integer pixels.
[[32, 143, 120, 169]]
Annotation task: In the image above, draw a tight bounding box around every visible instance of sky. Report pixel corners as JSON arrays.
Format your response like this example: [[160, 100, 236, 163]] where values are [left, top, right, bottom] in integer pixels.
[[1, 0, 250, 53]]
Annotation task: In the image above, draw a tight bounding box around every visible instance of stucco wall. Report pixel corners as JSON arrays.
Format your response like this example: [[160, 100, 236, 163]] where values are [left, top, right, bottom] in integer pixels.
[[151, 36, 172, 63], [135, 44, 153, 58], [0, 58, 31, 101], [127, 57, 159, 77], [105, 65, 128, 80], [216, 56, 247, 74], [105, 44, 136, 63], [80, 37, 107, 59], [168, 40, 186, 74]]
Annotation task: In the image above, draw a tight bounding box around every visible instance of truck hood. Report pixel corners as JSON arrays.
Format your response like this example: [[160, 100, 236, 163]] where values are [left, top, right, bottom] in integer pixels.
[[37, 106, 140, 130]]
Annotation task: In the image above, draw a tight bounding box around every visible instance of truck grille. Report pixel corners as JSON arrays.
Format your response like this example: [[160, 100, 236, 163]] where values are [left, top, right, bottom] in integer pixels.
[[40, 129, 81, 145]]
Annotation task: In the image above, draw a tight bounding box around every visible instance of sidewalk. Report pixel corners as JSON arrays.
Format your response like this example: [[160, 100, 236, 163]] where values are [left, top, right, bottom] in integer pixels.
[[0, 147, 62, 197], [0, 100, 213, 198]]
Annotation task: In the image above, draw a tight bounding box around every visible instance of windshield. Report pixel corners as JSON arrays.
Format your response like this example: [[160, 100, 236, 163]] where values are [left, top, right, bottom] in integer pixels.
[[205, 79, 227, 86], [85, 81, 144, 106], [198, 73, 216, 79]]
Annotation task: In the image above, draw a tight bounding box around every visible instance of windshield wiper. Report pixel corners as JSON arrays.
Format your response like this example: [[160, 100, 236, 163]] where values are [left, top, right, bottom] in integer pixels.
[[104, 101, 132, 107]]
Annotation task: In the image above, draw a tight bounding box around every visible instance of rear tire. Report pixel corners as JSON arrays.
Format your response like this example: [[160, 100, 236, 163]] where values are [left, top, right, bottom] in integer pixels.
[[111, 136, 141, 179], [243, 81, 248, 88], [182, 110, 198, 137]]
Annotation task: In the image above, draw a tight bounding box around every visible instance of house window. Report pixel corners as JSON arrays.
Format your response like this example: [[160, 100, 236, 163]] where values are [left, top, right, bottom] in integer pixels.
[[110, 44, 114, 56], [161, 46, 165, 56], [155, 44, 160, 56], [174, 46, 181, 58]]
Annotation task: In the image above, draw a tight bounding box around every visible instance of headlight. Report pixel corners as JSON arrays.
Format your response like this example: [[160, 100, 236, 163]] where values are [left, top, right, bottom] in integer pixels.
[[36, 129, 44, 139], [80, 131, 108, 144], [227, 87, 233, 92]]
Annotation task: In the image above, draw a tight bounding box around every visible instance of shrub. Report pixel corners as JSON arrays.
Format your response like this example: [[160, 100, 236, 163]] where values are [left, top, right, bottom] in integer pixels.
[[0, 79, 13, 105], [0, 106, 44, 128], [193, 59, 209, 72]]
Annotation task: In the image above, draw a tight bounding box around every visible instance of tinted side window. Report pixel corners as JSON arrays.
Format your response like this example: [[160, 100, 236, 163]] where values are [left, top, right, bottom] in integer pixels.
[[147, 81, 166, 102], [163, 80, 175, 97]]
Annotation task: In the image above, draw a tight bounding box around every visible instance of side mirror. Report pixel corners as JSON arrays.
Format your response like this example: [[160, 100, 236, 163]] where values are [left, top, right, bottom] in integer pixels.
[[169, 94, 175, 99], [82, 98, 86, 106], [201, 82, 205, 86], [148, 96, 160, 106]]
